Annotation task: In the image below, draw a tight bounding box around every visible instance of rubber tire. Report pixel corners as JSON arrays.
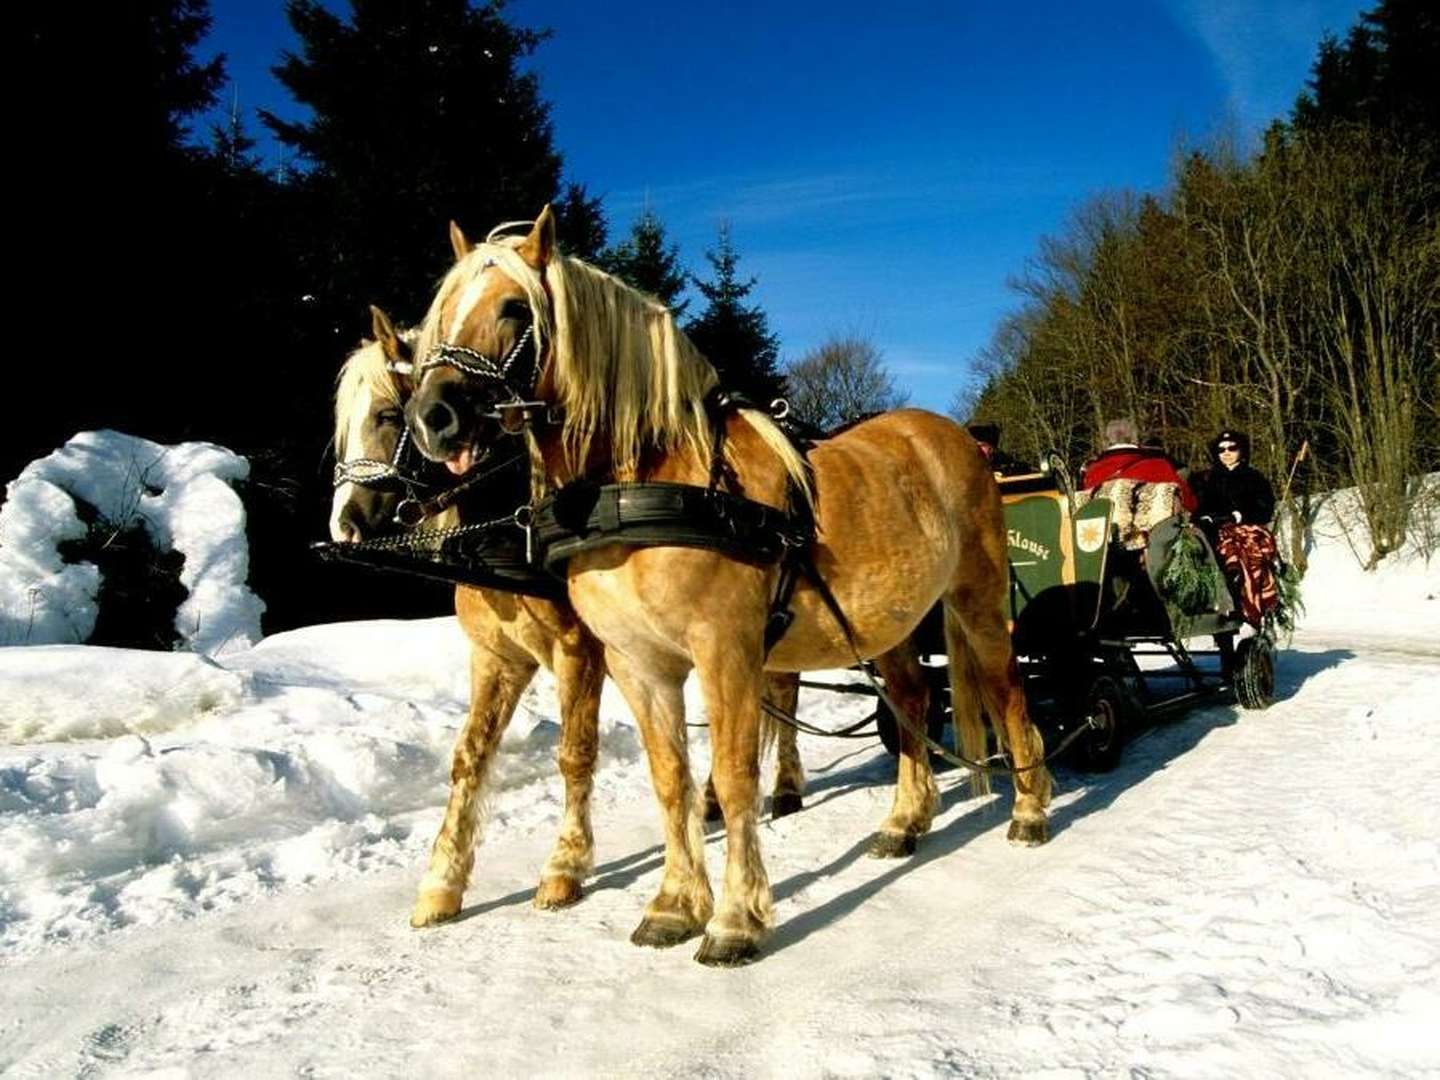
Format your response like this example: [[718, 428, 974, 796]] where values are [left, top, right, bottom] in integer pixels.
[[1078, 675, 1131, 773], [1234, 636, 1276, 710], [873, 691, 948, 758]]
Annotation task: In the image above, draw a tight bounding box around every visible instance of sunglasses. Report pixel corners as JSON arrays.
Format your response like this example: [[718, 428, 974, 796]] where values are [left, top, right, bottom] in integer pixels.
[[1218, 443, 1240, 451]]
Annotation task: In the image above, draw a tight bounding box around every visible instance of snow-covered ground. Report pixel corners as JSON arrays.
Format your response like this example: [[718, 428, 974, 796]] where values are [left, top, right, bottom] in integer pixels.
[[1, 486, 1437, 1077]]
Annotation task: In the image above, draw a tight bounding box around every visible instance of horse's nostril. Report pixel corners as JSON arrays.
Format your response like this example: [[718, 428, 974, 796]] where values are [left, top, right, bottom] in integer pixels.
[[423, 401, 457, 436]]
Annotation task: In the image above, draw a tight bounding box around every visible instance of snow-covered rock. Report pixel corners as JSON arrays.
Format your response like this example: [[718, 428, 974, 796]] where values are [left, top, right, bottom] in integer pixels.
[[0, 431, 264, 655]]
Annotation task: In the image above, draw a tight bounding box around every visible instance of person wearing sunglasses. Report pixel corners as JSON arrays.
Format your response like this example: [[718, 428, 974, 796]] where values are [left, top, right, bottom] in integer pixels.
[[1194, 429, 1275, 536], [1195, 429, 1279, 678]]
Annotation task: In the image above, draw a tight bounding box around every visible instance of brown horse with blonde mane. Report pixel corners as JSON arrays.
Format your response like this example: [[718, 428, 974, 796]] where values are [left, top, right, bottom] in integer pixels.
[[405, 208, 1052, 965], [330, 303, 605, 923], [331, 295, 805, 930]]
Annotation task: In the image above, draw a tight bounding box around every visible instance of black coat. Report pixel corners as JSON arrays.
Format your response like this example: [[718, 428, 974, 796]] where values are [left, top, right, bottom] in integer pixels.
[[1195, 463, 1275, 526]]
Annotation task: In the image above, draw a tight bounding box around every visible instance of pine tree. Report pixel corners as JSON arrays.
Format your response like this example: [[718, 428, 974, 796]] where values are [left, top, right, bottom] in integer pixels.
[[10, 1, 227, 479], [262, 0, 573, 335], [601, 208, 689, 315], [554, 182, 609, 262], [210, 88, 262, 176], [1292, 0, 1440, 141], [685, 224, 785, 403]]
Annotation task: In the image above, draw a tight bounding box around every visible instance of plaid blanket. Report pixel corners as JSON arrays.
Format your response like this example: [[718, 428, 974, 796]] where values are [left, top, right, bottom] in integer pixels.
[[1215, 523, 1280, 627]]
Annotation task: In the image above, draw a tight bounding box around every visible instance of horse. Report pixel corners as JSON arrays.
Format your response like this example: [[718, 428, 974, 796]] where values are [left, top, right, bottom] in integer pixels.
[[331, 299, 807, 929], [404, 208, 1052, 965], [332, 303, 605, 922]]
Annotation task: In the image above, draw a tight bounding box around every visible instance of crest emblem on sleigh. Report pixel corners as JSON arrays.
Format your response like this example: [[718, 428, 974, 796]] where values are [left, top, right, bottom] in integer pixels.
[[1076, 517, 1107, 554]]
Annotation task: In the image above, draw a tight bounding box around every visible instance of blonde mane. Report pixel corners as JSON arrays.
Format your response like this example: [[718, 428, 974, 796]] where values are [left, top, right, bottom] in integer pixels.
[[332, 330, 416, 458], [417, 240, 811, 499]]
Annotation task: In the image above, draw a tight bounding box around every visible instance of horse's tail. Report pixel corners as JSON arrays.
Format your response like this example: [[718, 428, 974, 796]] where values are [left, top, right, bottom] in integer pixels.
[[942, 603, 994, 797]]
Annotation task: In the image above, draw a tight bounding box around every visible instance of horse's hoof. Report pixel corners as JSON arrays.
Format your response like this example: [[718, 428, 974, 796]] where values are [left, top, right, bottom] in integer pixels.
[[694, 934, 760, 967], [630, 916, 702, 949], [533, 875, 583, 910], [867, 831, 917, 859], [410, 888, 463, 928], [1007, 817, 1049, 846], [771, 792, 804, 818]]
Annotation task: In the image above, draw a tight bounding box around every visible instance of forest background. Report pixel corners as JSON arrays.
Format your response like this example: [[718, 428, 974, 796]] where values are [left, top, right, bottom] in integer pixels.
[[8, 0, 1436, 636]]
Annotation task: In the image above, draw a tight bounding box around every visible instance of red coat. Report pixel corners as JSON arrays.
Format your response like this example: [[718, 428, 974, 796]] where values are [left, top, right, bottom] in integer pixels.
[[1081, 447, 1197, 511]]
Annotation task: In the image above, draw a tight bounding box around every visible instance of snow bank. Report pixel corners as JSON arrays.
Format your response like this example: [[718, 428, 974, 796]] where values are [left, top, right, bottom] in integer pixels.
[[1291, 480, 1440, 639], [0, 430, 264, 655], [0, 646, 249, 743], [0, 617, 643, 956]]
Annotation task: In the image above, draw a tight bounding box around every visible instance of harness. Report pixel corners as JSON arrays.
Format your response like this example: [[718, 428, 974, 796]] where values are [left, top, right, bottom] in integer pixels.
[[313, 510, 564, 600], [401, 298, 1086, 775], [528, 388, 828, 654]]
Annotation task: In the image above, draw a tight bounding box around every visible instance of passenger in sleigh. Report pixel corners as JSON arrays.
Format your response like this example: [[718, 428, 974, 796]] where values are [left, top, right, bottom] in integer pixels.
[[966, 422, 1036, 478], [1077, 418, 1198, 632], [1077, 418, 1197, 550], [1194, 429, 1281, 672]]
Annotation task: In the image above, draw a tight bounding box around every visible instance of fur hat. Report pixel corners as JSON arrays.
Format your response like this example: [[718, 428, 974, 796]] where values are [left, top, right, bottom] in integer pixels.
[[1210, 429, 1250, 463]]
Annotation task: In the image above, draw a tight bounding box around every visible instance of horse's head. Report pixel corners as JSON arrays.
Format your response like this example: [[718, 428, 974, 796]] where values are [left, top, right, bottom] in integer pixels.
[[408, 207, 720, 485], [329, 305, 433, 542], [406, 214, 553, 475]]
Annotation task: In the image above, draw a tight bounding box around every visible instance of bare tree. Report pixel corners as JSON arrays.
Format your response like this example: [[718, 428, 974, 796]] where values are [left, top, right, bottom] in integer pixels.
[[1300, 127, 1440, 565], [784, 335, 909, 429]]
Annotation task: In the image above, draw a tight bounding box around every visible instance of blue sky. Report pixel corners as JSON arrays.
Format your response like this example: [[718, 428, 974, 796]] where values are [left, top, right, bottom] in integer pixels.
[[199, 0, 1368, 412]]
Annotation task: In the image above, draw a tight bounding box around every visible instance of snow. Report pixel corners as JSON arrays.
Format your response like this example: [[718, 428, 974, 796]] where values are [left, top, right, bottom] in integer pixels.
[[0, 487, 1437, 1077], [0, 431, 264, 655]]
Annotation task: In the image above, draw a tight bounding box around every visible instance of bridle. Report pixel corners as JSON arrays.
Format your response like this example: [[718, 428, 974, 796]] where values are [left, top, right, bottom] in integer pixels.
[[416, 323, 549, 427], [415, 300, 564, 435], [333, 363, 456, 527]]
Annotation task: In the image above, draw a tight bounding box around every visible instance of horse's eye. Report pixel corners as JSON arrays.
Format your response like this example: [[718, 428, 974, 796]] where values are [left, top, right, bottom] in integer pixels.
[[376, 408, 404, 427], [500, 298, 530, 323]]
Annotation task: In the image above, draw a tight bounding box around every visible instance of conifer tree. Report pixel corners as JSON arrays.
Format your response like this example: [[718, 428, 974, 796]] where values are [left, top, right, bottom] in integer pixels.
[[262, 0, 577, 335], [554, 183, 609, 263], [1292, 0, 1439, 142], [602, 208, 690, 315], [11, 1, 227, 478], [685, 224, 785, 403]]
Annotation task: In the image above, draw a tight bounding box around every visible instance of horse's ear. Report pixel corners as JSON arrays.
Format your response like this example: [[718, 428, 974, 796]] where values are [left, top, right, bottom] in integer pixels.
[[449, 220, 472, 261], [370, 305, 401, 361], [517, 205, 556, 270]]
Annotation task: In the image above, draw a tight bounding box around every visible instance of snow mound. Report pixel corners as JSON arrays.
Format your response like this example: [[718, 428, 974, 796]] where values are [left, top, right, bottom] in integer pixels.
[[0, 431, 264, 655], [1292, 479, 1440, 639], [0, 646, 249, 743]]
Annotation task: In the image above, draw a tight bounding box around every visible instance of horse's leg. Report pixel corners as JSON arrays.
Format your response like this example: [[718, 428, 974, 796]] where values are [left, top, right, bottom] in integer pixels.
[[705, 671, 804, 821], [604, 647, 713, 948], [693, 644, 771, 966], [765, 672, 805, 817], [944, 617, 993, 798], [534, 631, 605, 909], [869, 639, 941, 858], [946, 595, 1052, 846], [412, 644, 538, 927]]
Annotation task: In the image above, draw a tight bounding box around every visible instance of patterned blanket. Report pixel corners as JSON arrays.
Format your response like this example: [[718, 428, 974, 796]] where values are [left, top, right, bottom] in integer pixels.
[[1214, 523, 1281, 627]]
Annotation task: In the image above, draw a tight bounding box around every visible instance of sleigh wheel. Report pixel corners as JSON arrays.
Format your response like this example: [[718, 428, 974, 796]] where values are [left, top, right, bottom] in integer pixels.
[[1234, 636, 1275, 710], [1078, 675, 1132, 773]]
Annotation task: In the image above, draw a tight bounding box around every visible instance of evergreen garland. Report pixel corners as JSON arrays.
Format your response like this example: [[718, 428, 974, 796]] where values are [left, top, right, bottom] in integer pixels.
[[1264, 559, 1306, 644], [1159, 526, 1218, 639]]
